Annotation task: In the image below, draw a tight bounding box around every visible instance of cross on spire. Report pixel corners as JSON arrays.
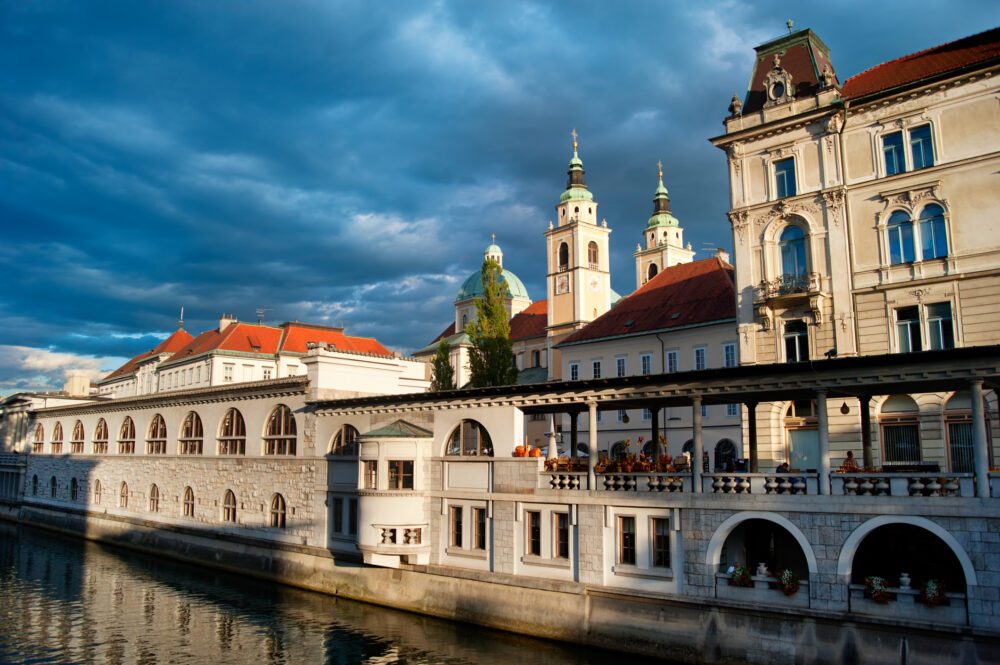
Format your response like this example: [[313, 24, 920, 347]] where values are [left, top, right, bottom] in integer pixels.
[[657, 160, 663, 180], [491, 232, 496, 244], [571, 128, 578, 152]]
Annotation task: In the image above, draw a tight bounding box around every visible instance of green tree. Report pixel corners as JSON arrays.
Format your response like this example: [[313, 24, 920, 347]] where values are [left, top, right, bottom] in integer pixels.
[[430, 339, 456, 391], [466, 258, 518, 387]]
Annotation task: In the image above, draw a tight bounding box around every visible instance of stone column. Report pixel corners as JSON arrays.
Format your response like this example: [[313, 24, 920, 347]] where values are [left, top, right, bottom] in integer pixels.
[[747, 401, 758, 472], [570, 412, 579, 461], [971, 380, 990, 498], [588, 401, 598, 490], [860, 395, 873, 469], [651, 406, 660, 459], [692, 396, 703, 493], [547, 414, 558, 460], [817, 390, 830, 495]]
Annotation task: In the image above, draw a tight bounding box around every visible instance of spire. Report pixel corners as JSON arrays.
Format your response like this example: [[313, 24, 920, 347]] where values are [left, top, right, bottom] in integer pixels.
[[561, 129, 593, 203], [178, 306, 184, 329], [484, 234, 503, 267], [652, 160, 670, 214]]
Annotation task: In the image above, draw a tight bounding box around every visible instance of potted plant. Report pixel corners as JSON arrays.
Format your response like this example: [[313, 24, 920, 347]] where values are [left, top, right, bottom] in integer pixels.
[[864, 575, 891, 603], [776, 569, 800, 596], [918, 579, 948, 606], [728, 564, 752, 588]]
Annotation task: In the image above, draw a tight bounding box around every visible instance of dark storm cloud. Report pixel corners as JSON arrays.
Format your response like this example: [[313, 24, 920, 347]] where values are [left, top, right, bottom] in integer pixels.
[[0, 0, 996, 391]]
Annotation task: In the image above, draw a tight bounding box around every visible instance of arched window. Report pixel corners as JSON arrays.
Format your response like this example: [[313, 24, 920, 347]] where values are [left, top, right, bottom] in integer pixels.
[[558, 242, 569, 270], [31, 474, 38, 496], [714, 439, 738, 471], [880, 395, 920, 465], [588, 241, 599, 268], [887, 210, 915, 264], [264, 405, 296, 455], [70, 478, 79, 501], [218, 408, 246, 455], [647, 263, 658, 281], [270, 494, 286, 529], [71, 420, 85, 454], [149, 484, 160, 512], [943, 392, 992, 473], [445, 420, 493, 456], [779, 226, 807, 279], [147, 414, 167, 455], [51, 422, 63, 454], [222, 489, 237, 523], [331, 424, 360, 456], [918, 204, 947, 260], [32, 424, 44, 454], [183, 486, 195, 518], [179, 412, 204, 455], [49, 476, 57, 498], [119, 482, 129, 508], [94, 479, 102, 505], [610, 441, 627, 460], [118, 417, 136, 454], [94, 418, 109, 454]]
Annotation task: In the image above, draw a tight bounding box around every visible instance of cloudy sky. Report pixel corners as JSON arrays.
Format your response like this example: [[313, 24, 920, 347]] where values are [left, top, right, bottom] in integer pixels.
[[0, 1, 995, 393]]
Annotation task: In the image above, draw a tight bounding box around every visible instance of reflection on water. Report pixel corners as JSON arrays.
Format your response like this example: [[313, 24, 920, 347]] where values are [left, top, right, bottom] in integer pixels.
[[0, 523, 669, 664]]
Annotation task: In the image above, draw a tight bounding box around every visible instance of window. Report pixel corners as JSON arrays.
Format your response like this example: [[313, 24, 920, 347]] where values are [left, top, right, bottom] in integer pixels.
[[880, 396, 920, 464], [262, 367, 272, 380], [919, 204, 948, 260], [331, 424, 360, 456], [701, 405, 709, 419], [784, 320, 809, 362], [179, 412, 203, 455], [332, 497, 344, 533], [642, 408, 652, 421], [49, 476, 57, 498], [723, 343, 737, 368], [617, 409, 627, 423], [93, 479, 102, 505], [618, 516, 636, 565], [32, 424, 44, 454], [554, 513, 569, 559], [93, 418, 109, 454], [364, 460, 378, 489], [727, 403, 740, 418], [779, 226, 807, 278], [264, 405, 296, 455], [473, 507, 487, 550], [927, 302, 954, 350], [588, 241, 599, 269], [909, 124, 934, 170], [558, 242, 569, 270], [446, 420, 493, 456], [147, 414, 167, 455], [569, 363, 579, 381], [70, 478, 78, 502], [348, 498, 358, 535], [32, 475, 38, 496], [647, 263, 658, 281], [694, 347, 706, 371], [450, 506, 463, 547], [270, 494, 286, 528], [183, 487, 194, 518], [71, 420, 84, 454], [51, 422, 63, 454], [887, 211, 915, 264], [616, 357, 627, 378], [714, 439, 738, 471], [896, 306, 921, 353], [149, 484, 160, 512], [596, 410, 603, 423], [388, 460, 414, 490], [526, 511, 541, 556], [218, 408, 246, 455], [665, 350, 678, 373], [592, 360, 602, 379], [883, 131, 905, 176], [222, 490, 237, 523], [774, 157, 796, 198], [119, 482, 129, 509], [652, 518, 670, 568], [531, 350, 541, 368], [640, 354, 652, 375], [223, 364, 234, 382]]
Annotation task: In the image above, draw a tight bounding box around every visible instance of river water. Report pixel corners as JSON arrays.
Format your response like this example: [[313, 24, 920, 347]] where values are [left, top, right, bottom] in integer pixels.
[[0, 522, 672, 664]]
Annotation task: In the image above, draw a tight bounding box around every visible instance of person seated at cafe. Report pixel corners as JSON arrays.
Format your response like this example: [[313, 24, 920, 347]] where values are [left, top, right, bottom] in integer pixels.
[[776, 462, 790, 473], [839, 450, 860, 472]]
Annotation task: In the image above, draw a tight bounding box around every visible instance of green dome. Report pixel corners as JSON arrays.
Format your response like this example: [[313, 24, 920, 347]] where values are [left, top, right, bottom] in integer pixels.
[[485, 243, 503, 255], [456, 268, 530, 302], [647, 212, 680, 228], [560, 186, 594, 203]]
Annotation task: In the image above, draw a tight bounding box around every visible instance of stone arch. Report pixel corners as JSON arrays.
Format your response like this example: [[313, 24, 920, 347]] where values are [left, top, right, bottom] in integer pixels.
[[705, 511, 818, 575], [836, 515, 977, 586]]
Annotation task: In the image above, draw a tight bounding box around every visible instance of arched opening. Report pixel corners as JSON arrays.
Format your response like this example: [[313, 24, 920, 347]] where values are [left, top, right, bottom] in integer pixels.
[[880, 395, 920, 466], [851, 523, 966, 593], [719, 518, 809, 580], [331, 424, 361, 455], [222, 489, 237, 523], [31, 474, 38, 496], [118, 417, 136, 454], [446, 420, 493, 456], [647, 263, 658, 281], [32, 424, 44, 454], [558, 242, 569, 270], [93, 418, 109, 454], [218, 408, 246, 455], [149, 484, 160, 512], [779, 225, 807, 280], [71, 420, 84, 453], [147, 414, 167, 455], [93, 479, 102, 505], [587, 241, 599, 268], [49, 476, 57, 498], [270, 494, 287, 529], [119, 482, 129, 509], [784, 400, 818, 471], [610, 440, 628, 460], [886, 210, 914, 265], [714, 439, 738, 471], [183, 487, 195, 518], [51, 422, 63, 454], [179, 412, 204, 455], [918, 203, 947, 260], [70, 478, 78, 501], [264, 405, 296, 455]]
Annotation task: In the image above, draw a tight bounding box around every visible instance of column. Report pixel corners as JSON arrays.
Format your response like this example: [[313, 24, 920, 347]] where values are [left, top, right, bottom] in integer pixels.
[[971, 380, 990, 499], [651, 406, 661, 460], [588, 401, 598, 490], [547, 414, 558, 459], [816, 390, 830, 495], [692, 396, 703, 493], [859, 395, 873, 469], [570, 412, 579, 461], [747, 402, 758, 472]]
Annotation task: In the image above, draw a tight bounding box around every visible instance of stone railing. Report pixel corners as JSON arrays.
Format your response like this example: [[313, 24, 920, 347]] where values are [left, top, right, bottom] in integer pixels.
[[753, 272, 821, 302], [848, 584, 967, 625], [373, 524, 425, 547], [715, 572, 810, 607], [598, 472, 690, 492], [542, 472, 589, 490], [830, 473, 975, 497], [702, 473, 818, 495]]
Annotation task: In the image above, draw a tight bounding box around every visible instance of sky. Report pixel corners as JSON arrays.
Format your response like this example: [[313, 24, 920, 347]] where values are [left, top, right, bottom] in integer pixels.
[[1, 1, 997, 394]]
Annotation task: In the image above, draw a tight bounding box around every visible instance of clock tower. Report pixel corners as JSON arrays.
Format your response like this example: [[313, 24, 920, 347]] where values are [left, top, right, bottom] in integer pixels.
[[545, 131, 612, 379]]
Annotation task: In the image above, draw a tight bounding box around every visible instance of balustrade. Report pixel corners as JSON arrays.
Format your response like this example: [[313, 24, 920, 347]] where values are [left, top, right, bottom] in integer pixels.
[[702, 473, 818, 495], [830, 473, 975, 497]]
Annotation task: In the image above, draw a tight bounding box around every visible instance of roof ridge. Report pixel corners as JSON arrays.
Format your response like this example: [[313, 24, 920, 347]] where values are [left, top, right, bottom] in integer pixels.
[[845, 26, 1000, 85]]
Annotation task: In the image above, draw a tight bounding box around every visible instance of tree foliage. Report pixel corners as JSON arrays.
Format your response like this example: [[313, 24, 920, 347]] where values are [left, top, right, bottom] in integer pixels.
[[466, 258, 518, 387], [430, 339, 456, 391]]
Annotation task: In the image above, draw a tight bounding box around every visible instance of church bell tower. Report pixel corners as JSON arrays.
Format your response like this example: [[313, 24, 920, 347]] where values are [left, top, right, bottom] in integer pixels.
[[634, 161, 694, 289]]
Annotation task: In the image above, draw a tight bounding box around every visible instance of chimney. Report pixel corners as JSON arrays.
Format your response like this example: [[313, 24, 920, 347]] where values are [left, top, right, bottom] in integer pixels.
[[219, 313, 238, 332], [716, 247, 731, 264]]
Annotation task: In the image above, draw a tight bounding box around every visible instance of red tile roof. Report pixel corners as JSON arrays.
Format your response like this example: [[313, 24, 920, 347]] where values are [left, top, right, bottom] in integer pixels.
[[100, 328, 194, 382], [279, 322, 391, 356], [842, 27, 1000, 100], [431, 322, 457, 345], [559, 258, 736, 346], [510, 300, 548, 341]]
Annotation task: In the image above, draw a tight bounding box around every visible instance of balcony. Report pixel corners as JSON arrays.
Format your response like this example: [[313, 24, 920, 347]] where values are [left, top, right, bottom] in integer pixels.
[[753, 272, 822, 303]]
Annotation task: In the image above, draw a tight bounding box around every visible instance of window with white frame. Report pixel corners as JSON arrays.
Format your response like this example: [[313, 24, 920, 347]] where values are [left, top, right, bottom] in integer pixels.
[[774, 157, 796, 199], [569, 362, 579, 381], [887, 210, 915, 264], [651, 518, 671, 568], [895, 306, 922, 353], [592, 360, 602, 379], [615, 356, 627, 378], [554, 513, 569, 559], [526, 511, 541, 556], [642, 408, 652, 421], [665, 350, 678, 373], [472, 507, 487, 550], [617, 409, 627, 423], [784, 320, 809, 362], [895, 302, 955, 353], [726, 403, 739, 418], [881, 124, 935, 176], [723, 343, 737, 368], [694, 347, 706, 371], [640, 353, 652, 375], [701, 405, 709, 419], [223, 364, 234, 382], [926, 302, 954, 350], [918, 204, 948, 260], [617, 516, 636, 565]]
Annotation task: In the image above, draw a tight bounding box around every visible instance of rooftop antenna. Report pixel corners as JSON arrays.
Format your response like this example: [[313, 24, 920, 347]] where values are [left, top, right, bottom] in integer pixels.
[[256, 306, 271, 325], [787, 18, 794, 34], [179, 306, 184, 328]]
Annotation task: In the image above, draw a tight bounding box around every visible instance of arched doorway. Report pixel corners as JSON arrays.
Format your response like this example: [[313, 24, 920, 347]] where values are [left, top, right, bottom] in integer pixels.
[[850, 523, 967, 593], [715, 517, 811, 582], [714, 439, 738, 471]]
